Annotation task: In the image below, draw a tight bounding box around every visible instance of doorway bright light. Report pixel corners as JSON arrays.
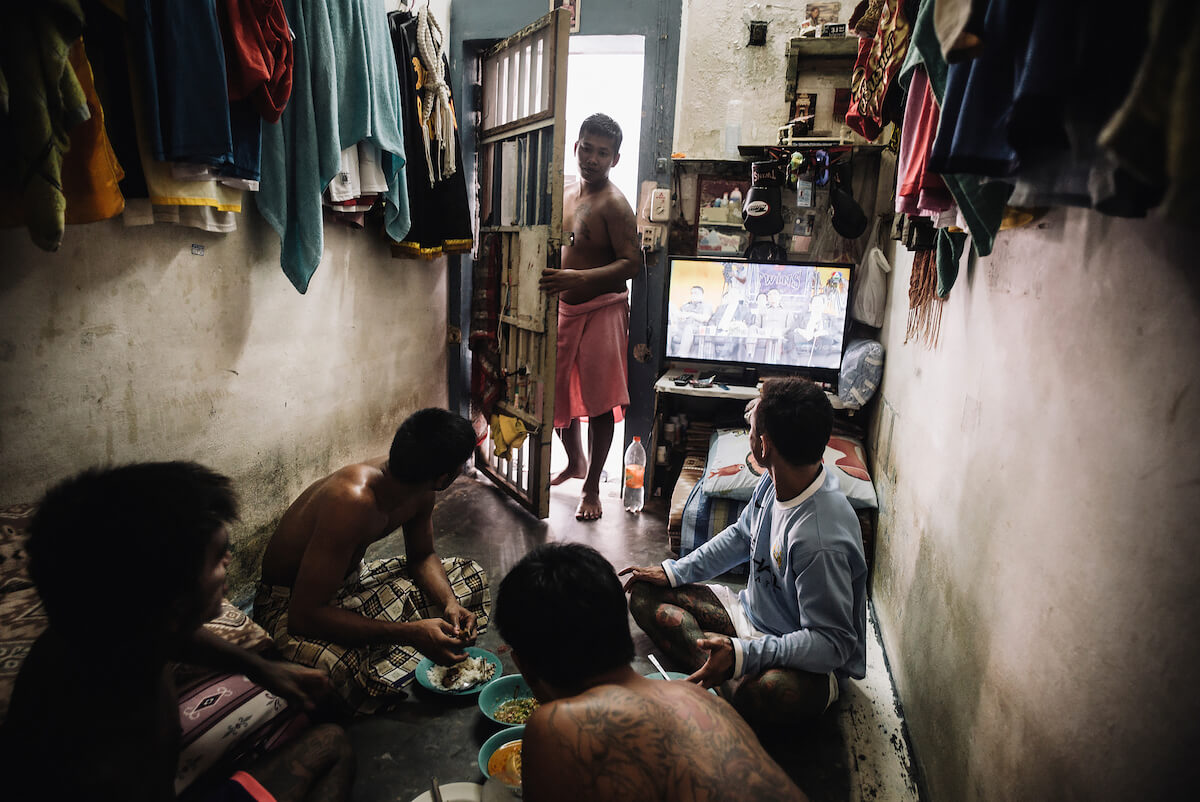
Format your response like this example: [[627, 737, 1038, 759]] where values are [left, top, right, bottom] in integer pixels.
[[564, 35, 645, 205]]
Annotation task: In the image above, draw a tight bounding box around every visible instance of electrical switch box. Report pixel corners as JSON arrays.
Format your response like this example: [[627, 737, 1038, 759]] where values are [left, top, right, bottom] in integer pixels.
[[649, 188, 671, 222]]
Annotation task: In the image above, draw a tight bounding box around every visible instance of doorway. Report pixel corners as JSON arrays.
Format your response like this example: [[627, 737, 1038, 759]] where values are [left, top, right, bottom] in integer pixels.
[[550, 35, 645, 496]]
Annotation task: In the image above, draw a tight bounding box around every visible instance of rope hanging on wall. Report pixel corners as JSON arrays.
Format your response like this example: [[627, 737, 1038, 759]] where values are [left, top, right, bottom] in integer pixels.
[[416, 4, 456, 183]]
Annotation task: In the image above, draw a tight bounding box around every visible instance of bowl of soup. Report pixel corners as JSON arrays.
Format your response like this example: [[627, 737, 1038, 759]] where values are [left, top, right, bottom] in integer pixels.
[[478, 725, 524, 788]]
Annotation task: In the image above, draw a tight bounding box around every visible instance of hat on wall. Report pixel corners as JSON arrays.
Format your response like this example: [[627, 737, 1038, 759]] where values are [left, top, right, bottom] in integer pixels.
[[830, 183, 868, 239]]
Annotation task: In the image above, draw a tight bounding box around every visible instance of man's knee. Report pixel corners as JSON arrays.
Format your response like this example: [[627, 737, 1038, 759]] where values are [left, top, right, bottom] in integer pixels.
[[732, 668, 830, 724], [628, 582, 662, 626]]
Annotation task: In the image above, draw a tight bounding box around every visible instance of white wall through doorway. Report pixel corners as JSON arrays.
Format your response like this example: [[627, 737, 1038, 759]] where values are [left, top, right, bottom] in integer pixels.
[[564, 35, 645, 207]]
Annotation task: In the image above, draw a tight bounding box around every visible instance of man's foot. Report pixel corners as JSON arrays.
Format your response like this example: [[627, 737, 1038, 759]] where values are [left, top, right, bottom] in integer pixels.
[[575, 491, 603, 521], [551, 464, 587, 485]]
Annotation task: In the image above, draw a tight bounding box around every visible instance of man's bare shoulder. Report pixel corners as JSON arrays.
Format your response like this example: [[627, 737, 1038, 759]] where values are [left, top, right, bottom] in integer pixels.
[[592, 181, 633, 217]]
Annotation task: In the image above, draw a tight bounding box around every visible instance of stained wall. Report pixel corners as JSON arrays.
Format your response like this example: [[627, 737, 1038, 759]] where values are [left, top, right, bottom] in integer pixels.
[[869, 209, 1200, 799]]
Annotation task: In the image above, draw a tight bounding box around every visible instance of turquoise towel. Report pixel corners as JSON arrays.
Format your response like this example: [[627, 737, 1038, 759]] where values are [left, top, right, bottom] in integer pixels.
[[259, 0, 410, 293]]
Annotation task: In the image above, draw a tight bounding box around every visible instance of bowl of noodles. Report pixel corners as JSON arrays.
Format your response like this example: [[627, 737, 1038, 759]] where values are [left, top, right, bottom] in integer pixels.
[[478, 675, 540, 726], [478, 725, 524, 789]]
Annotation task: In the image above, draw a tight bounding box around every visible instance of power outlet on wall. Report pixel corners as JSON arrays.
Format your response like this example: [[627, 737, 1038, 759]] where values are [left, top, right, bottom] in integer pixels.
[[639, 224, 664, 250], [649, 188, 671, 222]]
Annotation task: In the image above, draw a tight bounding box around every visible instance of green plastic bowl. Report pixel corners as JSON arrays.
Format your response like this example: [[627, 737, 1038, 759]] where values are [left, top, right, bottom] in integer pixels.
[[478, 674, 537, 725], [478, 724, 525, 783]]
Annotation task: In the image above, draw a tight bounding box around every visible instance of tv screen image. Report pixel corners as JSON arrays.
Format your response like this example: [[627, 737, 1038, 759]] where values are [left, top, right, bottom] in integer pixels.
[[664, 257, 853, 381]]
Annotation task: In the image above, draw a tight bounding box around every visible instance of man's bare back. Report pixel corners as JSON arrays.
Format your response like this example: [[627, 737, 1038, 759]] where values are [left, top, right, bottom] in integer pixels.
[[523, 675, 807, 802], [260, 459, 426, 587]]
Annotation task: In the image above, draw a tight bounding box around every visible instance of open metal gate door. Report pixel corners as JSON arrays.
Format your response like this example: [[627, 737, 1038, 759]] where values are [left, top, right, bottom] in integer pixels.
[[473, 8, 569, 518]]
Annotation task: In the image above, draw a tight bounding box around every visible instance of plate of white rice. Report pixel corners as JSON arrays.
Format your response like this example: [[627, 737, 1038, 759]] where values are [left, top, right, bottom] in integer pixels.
[[414, 646, 503, 695]]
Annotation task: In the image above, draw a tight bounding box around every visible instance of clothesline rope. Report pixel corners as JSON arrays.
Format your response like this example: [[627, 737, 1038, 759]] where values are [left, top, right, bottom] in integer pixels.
[[416, 4, 456, 184]]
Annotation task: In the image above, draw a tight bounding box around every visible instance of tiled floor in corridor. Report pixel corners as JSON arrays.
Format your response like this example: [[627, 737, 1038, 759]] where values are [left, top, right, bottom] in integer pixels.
[[345, 471, 920, 802]]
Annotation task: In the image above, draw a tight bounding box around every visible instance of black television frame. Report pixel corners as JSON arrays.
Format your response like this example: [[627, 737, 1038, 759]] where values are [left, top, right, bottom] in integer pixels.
[[660, 255, 855, 390]]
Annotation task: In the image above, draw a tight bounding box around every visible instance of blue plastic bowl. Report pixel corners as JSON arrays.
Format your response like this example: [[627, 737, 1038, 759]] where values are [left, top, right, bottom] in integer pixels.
[[478, 725, 525, 783], [478, 674, 537, 725]]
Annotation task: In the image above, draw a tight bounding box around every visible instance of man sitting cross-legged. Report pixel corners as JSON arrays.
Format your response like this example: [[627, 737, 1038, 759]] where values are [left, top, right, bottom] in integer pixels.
[[622, 377, 868, 729], [495, 542, 808, 802], [0, 462, 355, 801], [254, 408, 490, 714]]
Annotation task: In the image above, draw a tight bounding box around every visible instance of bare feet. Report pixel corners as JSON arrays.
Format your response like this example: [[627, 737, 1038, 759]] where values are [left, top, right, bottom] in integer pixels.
[[575, 490, 603, 520], [551, 464, 587, 486]]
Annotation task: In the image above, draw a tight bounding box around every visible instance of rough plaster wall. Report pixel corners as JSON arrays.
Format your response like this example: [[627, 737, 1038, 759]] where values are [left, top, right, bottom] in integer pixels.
[[0, 208, 448, 604], [868, 209, 1200, 800], [674, 1, 845, 157]]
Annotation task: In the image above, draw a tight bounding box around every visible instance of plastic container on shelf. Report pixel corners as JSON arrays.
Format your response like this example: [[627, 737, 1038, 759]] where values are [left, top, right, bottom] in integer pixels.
[[623, 437, 646, 513]]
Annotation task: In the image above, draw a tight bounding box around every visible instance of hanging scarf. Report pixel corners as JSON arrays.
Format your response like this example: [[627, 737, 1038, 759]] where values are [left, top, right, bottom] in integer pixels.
[[905, 249, 943, 348]]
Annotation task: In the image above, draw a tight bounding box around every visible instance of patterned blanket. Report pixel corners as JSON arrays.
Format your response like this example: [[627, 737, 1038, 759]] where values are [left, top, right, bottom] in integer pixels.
[[253, 556, 490, 715]]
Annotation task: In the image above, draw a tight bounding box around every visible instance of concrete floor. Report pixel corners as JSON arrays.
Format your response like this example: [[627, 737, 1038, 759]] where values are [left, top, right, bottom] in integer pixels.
[[347, 470, 919, 802]]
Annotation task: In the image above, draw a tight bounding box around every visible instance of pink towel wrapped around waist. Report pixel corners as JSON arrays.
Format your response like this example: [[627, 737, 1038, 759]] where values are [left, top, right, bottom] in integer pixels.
[[555, 290, 630, 429]]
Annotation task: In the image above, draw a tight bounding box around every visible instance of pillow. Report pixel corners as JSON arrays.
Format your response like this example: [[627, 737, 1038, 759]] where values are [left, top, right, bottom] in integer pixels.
[[679, 480, 750, 576], [701, 428, 765, 501], [825, 434, 878, 509], [174, 670, 306, 794], [699, 429, 878, 509], [837, 339, 884, 410]]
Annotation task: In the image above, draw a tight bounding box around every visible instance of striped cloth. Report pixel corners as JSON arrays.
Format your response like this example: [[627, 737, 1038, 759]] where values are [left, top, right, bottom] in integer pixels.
[[253, 556, 490, 715]]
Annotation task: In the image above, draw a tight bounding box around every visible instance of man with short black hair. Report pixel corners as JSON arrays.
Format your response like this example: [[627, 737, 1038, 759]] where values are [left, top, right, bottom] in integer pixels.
[[255, 407, 490, 714], [496, 543, 808, 802], [0, 462, 355, 801], [540, 112, 641, 521], [623, 377, 867, 728]]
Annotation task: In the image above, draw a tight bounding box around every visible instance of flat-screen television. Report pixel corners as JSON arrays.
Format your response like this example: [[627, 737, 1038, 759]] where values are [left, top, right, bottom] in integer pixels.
[[664, 256, 854, 388]]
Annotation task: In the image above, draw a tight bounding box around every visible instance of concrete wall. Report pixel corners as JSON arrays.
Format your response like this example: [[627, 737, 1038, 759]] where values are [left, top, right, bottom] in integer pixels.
[[869, 209, 1200, 799], [0, 208, 448, 604], [674, 0, 849, 158]]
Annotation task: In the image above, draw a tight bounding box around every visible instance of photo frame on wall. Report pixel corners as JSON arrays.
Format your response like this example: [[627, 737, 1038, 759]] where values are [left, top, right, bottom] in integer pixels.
[[696, 176, 751, 257], [553, 0, 581, 33]]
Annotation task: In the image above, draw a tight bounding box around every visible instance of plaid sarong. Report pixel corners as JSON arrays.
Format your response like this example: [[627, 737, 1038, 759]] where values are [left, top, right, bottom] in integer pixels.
[[252, 556, 490, 715]]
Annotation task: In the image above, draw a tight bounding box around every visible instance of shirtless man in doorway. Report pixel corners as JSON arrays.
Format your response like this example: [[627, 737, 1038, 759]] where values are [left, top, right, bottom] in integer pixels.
[[539, 112, 641, 521], [254, 408, 491, 714]]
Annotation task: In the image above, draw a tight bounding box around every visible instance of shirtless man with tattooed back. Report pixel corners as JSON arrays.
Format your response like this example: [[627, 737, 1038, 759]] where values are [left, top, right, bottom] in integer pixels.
[[539, 113, 641, 521], [495, 543, 808, 802]]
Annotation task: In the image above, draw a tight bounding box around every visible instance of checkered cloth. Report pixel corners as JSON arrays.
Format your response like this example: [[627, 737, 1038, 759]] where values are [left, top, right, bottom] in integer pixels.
[[253, 556, 490, 715]]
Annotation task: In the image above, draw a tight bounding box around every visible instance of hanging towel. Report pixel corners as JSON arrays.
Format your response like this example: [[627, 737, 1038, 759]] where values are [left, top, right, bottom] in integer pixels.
[[258, 0, 410, 293], [0, 0, 88, 251]]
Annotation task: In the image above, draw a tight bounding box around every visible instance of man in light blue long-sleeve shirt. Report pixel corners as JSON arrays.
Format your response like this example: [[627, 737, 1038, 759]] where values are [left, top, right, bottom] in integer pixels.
[[623, 377, 867, 727]]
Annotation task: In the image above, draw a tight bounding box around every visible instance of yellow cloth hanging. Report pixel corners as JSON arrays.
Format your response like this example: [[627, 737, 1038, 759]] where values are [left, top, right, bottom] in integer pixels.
[[490, 413, 528, 459]]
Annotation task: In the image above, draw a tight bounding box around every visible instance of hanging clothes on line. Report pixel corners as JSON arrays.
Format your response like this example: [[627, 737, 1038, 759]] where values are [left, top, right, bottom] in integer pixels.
[[322, 141, 389, 228], [216, 0, 293, 124], [125, 0, 262, 183], [387, 6, 473, 259], [0, 0, 89, 251], [0, 38, 127, 236], [258, 0, 410, 293]]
